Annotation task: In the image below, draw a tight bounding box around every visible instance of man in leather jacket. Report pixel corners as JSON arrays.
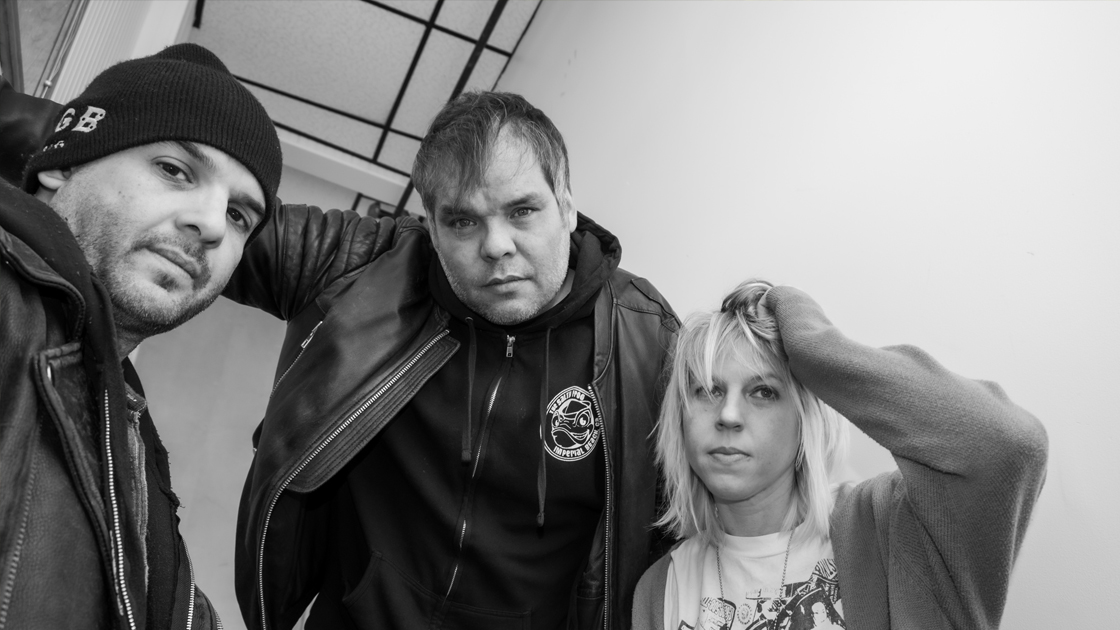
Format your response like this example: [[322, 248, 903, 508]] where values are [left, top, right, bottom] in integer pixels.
[[0, 44, 281, 629], [226, 92, 679, 630]]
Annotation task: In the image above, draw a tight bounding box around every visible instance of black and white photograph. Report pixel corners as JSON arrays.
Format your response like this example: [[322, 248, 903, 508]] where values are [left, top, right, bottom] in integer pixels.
[[0, 1, 1111, 629]]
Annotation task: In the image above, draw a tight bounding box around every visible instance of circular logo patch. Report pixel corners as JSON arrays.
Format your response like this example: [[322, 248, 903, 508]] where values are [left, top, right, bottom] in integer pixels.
[[544, 386, 601, 462]]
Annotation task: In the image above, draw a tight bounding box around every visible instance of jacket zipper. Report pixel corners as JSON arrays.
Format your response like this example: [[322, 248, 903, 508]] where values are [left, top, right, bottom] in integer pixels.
[[256, 329, 449, 630], [185, 545, 196, 630], [103, 393, 138, 630], [589, 387, 611, 630], [269, 321, 323, 398], [443, 368, 505, 600]]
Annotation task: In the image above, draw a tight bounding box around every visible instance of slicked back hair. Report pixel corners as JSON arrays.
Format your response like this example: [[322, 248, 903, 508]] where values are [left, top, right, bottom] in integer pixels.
[[412, 91, 573, 219], [654, 280, 850, 548]]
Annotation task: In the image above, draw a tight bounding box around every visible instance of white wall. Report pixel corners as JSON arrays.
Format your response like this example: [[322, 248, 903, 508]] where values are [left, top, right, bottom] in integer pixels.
[[497, 2, 1119, 628]]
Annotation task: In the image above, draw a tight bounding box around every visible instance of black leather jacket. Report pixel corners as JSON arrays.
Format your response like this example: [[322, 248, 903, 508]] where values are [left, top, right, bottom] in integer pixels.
[[226, 205, 679, 630], [0, 77, 61, 187], [0, 181, 219, 629]]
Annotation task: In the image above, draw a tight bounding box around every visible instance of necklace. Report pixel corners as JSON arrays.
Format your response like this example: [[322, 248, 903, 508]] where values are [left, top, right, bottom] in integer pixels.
[[715, 529, 793, 629]]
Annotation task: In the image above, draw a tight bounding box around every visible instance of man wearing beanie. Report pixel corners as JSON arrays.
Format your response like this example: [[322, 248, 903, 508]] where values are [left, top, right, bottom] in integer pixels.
[[0, 43, 281, 630]]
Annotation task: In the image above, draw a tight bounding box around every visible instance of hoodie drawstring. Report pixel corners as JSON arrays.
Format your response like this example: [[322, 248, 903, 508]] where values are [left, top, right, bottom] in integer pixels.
[[463, 317, 477, 464], [537, 327, 552, 528]]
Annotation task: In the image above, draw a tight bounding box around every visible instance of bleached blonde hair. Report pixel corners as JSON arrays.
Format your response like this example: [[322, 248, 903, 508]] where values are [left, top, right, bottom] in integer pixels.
[[654, 280, 849, 548]]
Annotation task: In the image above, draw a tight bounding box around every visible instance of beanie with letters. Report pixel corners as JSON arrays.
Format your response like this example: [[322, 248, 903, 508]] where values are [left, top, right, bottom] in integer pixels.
[[24, 43, 282, 237]]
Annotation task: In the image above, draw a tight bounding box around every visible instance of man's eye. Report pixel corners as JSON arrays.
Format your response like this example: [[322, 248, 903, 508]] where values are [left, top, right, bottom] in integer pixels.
[[228, 207, 252, 231], [450, 218, 474, 230], [158, 161, 189, 181], [512, 207, 534, 218]]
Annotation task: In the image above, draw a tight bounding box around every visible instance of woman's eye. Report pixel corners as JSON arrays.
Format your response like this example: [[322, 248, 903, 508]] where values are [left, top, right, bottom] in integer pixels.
[[693, 386, 722, 401], [753, 386, 778, 400]]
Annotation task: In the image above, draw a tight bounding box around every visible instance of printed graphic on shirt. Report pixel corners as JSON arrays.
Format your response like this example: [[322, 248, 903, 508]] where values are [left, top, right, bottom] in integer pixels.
[[544, 385, 601, 462], [678, 559, 844, 630]]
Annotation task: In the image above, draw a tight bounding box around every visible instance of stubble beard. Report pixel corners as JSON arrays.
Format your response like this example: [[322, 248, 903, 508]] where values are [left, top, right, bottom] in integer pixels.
[[438, 238, 570, 326], [71, 215, 221, 343]]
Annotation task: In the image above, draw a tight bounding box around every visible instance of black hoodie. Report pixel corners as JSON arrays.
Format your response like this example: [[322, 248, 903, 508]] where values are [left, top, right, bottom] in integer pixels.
[[308, 215, 622, 630]]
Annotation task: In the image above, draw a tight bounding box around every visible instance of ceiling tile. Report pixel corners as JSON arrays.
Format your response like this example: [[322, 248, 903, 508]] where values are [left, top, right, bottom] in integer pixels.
[[489, 1, 539, 53], [389, 30, 473, 137], [245, 84, 380, 158], [435, 0, 496, 40], [190, 0, 423, 123], [462, 49, 508, 94], [380, 132, 422, 174], [377, 0, 438, 21]]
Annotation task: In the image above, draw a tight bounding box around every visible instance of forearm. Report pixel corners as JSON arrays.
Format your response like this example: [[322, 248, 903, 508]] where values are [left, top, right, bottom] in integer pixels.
[[224, 204, 397, 320], [770, 285, 1047, 620], [767, 286, 1047, 480]]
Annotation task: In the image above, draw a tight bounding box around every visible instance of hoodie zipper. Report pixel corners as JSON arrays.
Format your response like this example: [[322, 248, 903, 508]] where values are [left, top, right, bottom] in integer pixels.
[[443, 370, 504, 600], [443, 335, 513, 601], [256, 329, 449, 630], [269, 321, 323, 398], [588, 387, 611, 630], [103, 393, 138, 630]]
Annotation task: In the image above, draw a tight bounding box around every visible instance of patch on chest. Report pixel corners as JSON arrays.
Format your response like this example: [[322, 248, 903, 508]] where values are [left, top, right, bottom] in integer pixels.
[[544, 386, 601, 462]]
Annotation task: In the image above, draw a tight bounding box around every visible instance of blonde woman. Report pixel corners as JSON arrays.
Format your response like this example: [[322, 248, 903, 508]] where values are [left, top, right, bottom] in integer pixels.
[[633, 281, 1047, 630]]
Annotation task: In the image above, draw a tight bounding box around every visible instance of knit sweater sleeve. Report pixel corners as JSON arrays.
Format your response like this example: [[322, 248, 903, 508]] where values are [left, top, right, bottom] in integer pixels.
[[631, 552, 671, 630], [767, 286, 1048, 628]]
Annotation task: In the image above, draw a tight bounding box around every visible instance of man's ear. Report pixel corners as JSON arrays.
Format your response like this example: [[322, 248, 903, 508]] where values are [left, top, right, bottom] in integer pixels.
[[34, 168, 72, 203]]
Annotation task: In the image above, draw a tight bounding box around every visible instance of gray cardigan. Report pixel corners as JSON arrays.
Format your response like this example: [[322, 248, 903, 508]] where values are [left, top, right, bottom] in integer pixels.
[[632, 286, 1048, 630]]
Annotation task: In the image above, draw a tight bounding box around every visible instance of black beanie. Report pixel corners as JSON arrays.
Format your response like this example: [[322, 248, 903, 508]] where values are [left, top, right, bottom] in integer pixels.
[[24, 43, 282, 239]]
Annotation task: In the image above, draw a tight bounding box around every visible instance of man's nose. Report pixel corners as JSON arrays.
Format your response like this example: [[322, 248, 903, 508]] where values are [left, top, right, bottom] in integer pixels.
[[175, 189, 227, 246], [480, 222, 516, 260]]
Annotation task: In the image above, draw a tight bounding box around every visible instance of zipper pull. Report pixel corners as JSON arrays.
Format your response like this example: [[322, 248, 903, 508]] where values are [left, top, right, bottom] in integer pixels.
[[506, 335, 515, 358], [301, 321, 324, 348]]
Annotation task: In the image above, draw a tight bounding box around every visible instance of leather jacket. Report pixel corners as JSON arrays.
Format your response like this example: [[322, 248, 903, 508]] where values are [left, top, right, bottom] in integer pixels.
[[0, 180, 220, 629], [226, 205, 679, 630], [0, 77, 61, 187]]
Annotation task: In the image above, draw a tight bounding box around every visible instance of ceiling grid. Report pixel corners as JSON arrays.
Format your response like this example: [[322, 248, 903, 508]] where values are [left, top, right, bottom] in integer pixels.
[[189, 0, 540, 215]]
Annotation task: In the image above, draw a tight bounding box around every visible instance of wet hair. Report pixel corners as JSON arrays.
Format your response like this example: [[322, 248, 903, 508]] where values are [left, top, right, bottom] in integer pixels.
[[654, 280, 849, 547], [411, 91, 573, 217]]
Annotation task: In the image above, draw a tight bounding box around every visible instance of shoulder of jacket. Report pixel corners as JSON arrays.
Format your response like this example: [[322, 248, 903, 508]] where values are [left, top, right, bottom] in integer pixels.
[[0, 221, 71, 290], [607, 268, 680, 331]]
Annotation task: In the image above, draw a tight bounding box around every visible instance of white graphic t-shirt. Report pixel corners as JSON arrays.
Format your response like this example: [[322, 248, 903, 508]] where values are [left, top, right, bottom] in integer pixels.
[[663, 525, 844, 630]]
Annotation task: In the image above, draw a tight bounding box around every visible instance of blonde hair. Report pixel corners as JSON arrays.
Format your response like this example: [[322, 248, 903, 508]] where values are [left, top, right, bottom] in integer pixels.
[[654, 280, 849, 548]]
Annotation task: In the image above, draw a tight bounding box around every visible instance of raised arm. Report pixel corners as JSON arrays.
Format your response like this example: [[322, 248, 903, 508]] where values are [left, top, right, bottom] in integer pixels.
[[223, 203, 404, 320], [766, 285, 1048, 624]]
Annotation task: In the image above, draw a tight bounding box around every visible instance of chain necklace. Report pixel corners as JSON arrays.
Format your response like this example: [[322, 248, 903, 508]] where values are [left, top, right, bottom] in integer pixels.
[[715, 529, 793, 629]]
